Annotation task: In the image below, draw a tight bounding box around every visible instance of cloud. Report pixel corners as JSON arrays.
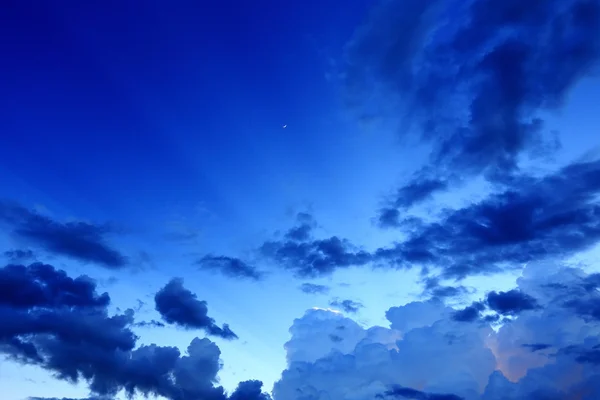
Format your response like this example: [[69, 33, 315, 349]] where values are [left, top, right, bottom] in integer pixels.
[[452, 302, 486, 323], [229, 380, 272, 400], [485, 290, 539, 315], [274, 262, 600, 400], [521, 343, 552, 352], [197, 255, 263, 281], [0, 202, 127, 268], [422, 276, 470, 300], [346, 0, 600, 211], [223, 159, 600, 281], [374, 160, 600, 279], [0, 262, 110, 309], [154, 278, 238, 339], [3, 248, 36, 261], [379, 386, 464, 400], [133, 320, 166, 328], [299, 283, 330, 295], [261, 235, 372, 278], [29, 397, 113, 400], [329, 298, 364, 314], [0, 263, 269, 400]]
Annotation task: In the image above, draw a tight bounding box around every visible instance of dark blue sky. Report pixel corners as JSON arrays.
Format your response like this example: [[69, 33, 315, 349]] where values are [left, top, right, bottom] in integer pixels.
[[1, 1, 600, 399]]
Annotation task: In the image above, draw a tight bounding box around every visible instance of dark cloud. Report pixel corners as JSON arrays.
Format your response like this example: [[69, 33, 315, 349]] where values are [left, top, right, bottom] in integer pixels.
[[563, 297, 600, 321], [0, 202, 127, 268], [285, 224, 313, 242], [486, 290, 539, 315], [329, 334, 343, 343], [522, 343, 552, 352], [374, 160, 600, 279], [378, 208, 403, 229], [4, 248, 36, 261], [346, 0, 600, 211], [261, 236, 371, 278], [422, 277, 469, 300], [133, 320, 166, 328], [29, 397, 113, 400], [329, 298, 364, 314], [379, 386, 464, 400], [452, 302, 485, 322], [0, 263, 268, 400], [155, 278, 238, 340], [197, 255, 263, 281], [0, 262, 110, 309], [229, 380, 272, 400], [299, 283, 330, 295]]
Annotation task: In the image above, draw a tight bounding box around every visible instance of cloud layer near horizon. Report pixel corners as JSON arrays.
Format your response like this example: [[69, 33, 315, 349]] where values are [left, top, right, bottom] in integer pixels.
[[274, 262, 600, 400]]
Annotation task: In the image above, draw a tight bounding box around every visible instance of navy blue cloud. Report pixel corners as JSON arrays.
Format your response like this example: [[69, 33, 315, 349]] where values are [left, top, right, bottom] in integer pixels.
[[0, 202, 127, 268], [261, 225, 372, 277], [375, 160, 600, 279], [378, 385, 463, 400], [452, 301, 486, 322], [258, 212, 370, 277], [3, 248, 35, 261], [299, 283, 330, 295], [329, 298, 364, 314], [197, 255, 263, 281], [1, 263, 268, 400], [486, 290, 540, 315], [29, 397, 113, 400], [216, 157, 600, 282], [522, 343, 552, 352], [0, 262, 110, 309], [346, 0, 600, 213], [229, 380, 272, 400], [155, 278, 238, 339], [422, 276, 469, 300]]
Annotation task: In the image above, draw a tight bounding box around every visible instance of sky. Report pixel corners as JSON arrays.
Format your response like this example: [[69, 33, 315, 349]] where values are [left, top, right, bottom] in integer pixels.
[[1, 0, 600, 399]]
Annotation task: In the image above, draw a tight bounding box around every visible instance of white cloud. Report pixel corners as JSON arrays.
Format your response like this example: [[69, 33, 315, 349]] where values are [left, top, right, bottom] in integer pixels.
[[274, 262, 600, 400]]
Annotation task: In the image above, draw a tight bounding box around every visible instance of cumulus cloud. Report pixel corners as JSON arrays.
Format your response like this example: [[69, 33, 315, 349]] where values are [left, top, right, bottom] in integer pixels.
[[299, 283, 330, 295], [0, 263, 268, 400], [155, 278, 238, 339], [0, 201, 127, 268], [274, 262, 600, 400], [197, 255, 264, 281], [345, 0, 600, 213]]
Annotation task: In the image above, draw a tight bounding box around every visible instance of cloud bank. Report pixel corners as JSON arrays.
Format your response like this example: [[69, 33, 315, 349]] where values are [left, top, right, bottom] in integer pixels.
[[274, 262, 600, 400]]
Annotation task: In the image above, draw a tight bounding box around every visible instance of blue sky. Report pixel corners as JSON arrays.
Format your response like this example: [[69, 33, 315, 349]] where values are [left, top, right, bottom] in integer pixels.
[[1, 1, 600, 400]]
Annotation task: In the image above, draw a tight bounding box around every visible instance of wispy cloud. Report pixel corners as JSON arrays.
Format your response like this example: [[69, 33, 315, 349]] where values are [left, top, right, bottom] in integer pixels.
[[0, 201, 127, 268], [299, 283, 330, 295], [197, 255, 264, 281]]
